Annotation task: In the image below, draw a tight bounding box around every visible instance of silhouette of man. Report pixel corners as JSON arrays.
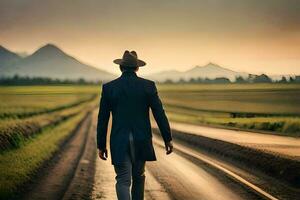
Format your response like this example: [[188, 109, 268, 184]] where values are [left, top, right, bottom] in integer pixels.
[[97, 50, 173, 200]]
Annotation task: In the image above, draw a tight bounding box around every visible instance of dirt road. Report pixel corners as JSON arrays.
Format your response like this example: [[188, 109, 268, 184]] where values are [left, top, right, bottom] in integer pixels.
[[21, 109, 297, 200], [145, 142, 262, 200], [168, 122, 300, 159]]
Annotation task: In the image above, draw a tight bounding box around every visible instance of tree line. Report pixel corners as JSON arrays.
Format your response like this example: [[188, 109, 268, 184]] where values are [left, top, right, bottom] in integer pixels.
[[163, 74, 300, 84], [0, 74, 300, 85], [0, 75, 102, 85]]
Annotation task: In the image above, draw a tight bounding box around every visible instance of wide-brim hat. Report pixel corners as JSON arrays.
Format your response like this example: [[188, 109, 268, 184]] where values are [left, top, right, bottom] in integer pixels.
[[113, 50, 146, 67]]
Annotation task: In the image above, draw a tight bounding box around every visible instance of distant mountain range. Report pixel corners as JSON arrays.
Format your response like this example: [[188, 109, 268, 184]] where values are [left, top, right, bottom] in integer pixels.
[[0, 44, 116, 82], [0, 44, 296, 83], [146, 63, 249, 82], [0, 45, 21, 67], [146, 63, 298, 82]]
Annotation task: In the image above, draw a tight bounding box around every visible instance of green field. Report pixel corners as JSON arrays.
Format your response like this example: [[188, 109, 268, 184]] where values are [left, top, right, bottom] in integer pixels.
[[0, 85, 99, 119], [157, 83, 300, 136], [0, 85, 100, 198]]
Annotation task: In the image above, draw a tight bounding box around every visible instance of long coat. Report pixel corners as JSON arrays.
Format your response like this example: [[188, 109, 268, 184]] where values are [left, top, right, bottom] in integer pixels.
[[96, 71, 172, 165]]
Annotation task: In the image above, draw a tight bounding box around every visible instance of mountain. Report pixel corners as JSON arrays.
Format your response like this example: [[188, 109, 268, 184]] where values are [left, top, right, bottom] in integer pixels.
[[147, 63, 249, 82], [0, 44, 116, 82], [0, 45, 22, 69], [146, 69, 182, 82]]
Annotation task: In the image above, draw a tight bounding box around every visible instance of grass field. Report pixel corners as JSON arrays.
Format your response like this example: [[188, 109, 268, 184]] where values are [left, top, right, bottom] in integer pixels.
[[157, 83, 300, 136], [0, 85, 99, 119], [0, 85, 100, 198]]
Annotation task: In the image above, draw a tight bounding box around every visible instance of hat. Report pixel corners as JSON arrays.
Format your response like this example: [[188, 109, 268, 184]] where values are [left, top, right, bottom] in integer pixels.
[[113, 50, 146, 67]]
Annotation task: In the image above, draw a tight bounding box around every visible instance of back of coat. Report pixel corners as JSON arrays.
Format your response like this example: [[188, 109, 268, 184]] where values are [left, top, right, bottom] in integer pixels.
[[97, 71, 172, 165]]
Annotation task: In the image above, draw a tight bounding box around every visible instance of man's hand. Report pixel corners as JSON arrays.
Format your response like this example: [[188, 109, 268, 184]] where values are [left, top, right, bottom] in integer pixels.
[[98, 148, 108, 160], [165, 141, 173, 155]]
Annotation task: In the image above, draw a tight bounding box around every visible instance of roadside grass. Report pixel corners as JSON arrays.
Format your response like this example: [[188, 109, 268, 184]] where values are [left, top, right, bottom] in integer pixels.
[[167, 111, 300, 136], [0, 97, 97, 151], [0, 111, 88, 199]]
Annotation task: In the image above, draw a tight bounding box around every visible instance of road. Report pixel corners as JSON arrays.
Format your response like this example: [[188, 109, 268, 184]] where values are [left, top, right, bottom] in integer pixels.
[[92, 136, 263, 200], [22, 109, 298, 200], [168, 121, 300, 159], [91, 112, 278, 200]]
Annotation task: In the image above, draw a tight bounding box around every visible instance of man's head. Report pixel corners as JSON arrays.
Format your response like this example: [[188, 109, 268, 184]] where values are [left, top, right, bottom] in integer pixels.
[[119, 65, 139, 73], [113, 50, 146, 73]]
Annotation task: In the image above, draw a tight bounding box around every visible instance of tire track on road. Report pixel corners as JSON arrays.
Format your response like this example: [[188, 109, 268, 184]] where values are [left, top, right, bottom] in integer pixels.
[[148, 137, 278, 200], [22, 111, 93, 200], [62, 109, 98, 200], [146, 140, 254, 200]]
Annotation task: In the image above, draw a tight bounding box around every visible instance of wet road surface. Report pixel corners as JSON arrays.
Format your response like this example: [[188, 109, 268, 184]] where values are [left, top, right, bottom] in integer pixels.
[[92, 136, 262, 200], [168, 121, 300, 159]]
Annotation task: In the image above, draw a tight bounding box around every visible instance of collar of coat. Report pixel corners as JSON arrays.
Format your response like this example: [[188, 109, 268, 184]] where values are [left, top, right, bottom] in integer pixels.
[[121, 71, 138, 78]]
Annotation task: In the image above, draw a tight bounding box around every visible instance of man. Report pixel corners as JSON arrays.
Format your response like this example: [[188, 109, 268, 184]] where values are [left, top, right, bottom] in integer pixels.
[[97, 50, 173, 200]]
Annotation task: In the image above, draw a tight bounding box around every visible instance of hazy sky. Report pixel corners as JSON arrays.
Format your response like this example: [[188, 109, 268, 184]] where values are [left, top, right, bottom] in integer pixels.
[[1, 0, 300, 75]]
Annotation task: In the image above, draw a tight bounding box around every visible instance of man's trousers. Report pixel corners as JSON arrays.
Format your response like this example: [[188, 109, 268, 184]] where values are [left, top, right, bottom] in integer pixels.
[[113, 131, 146, 200]]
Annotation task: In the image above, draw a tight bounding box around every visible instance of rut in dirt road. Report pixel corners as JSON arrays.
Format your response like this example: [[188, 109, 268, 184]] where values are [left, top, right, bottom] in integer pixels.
[[22, 111, 93, 200]]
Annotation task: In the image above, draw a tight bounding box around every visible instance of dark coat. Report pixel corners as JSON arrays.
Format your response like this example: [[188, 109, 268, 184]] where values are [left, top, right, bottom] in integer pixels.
[[96, 71, 172, 165]]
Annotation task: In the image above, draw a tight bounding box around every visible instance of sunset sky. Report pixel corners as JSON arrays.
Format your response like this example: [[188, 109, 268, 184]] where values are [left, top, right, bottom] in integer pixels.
[[0, 0, 300, 75]]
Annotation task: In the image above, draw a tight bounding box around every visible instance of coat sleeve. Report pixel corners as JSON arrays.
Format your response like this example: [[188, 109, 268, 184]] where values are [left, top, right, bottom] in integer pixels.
[[96, 84, 111, 150], [148, 81, 172, 144]]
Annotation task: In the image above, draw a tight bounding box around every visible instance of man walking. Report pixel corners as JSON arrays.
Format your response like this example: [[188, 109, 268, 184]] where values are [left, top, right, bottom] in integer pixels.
[[97, 50, 173, 200]]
